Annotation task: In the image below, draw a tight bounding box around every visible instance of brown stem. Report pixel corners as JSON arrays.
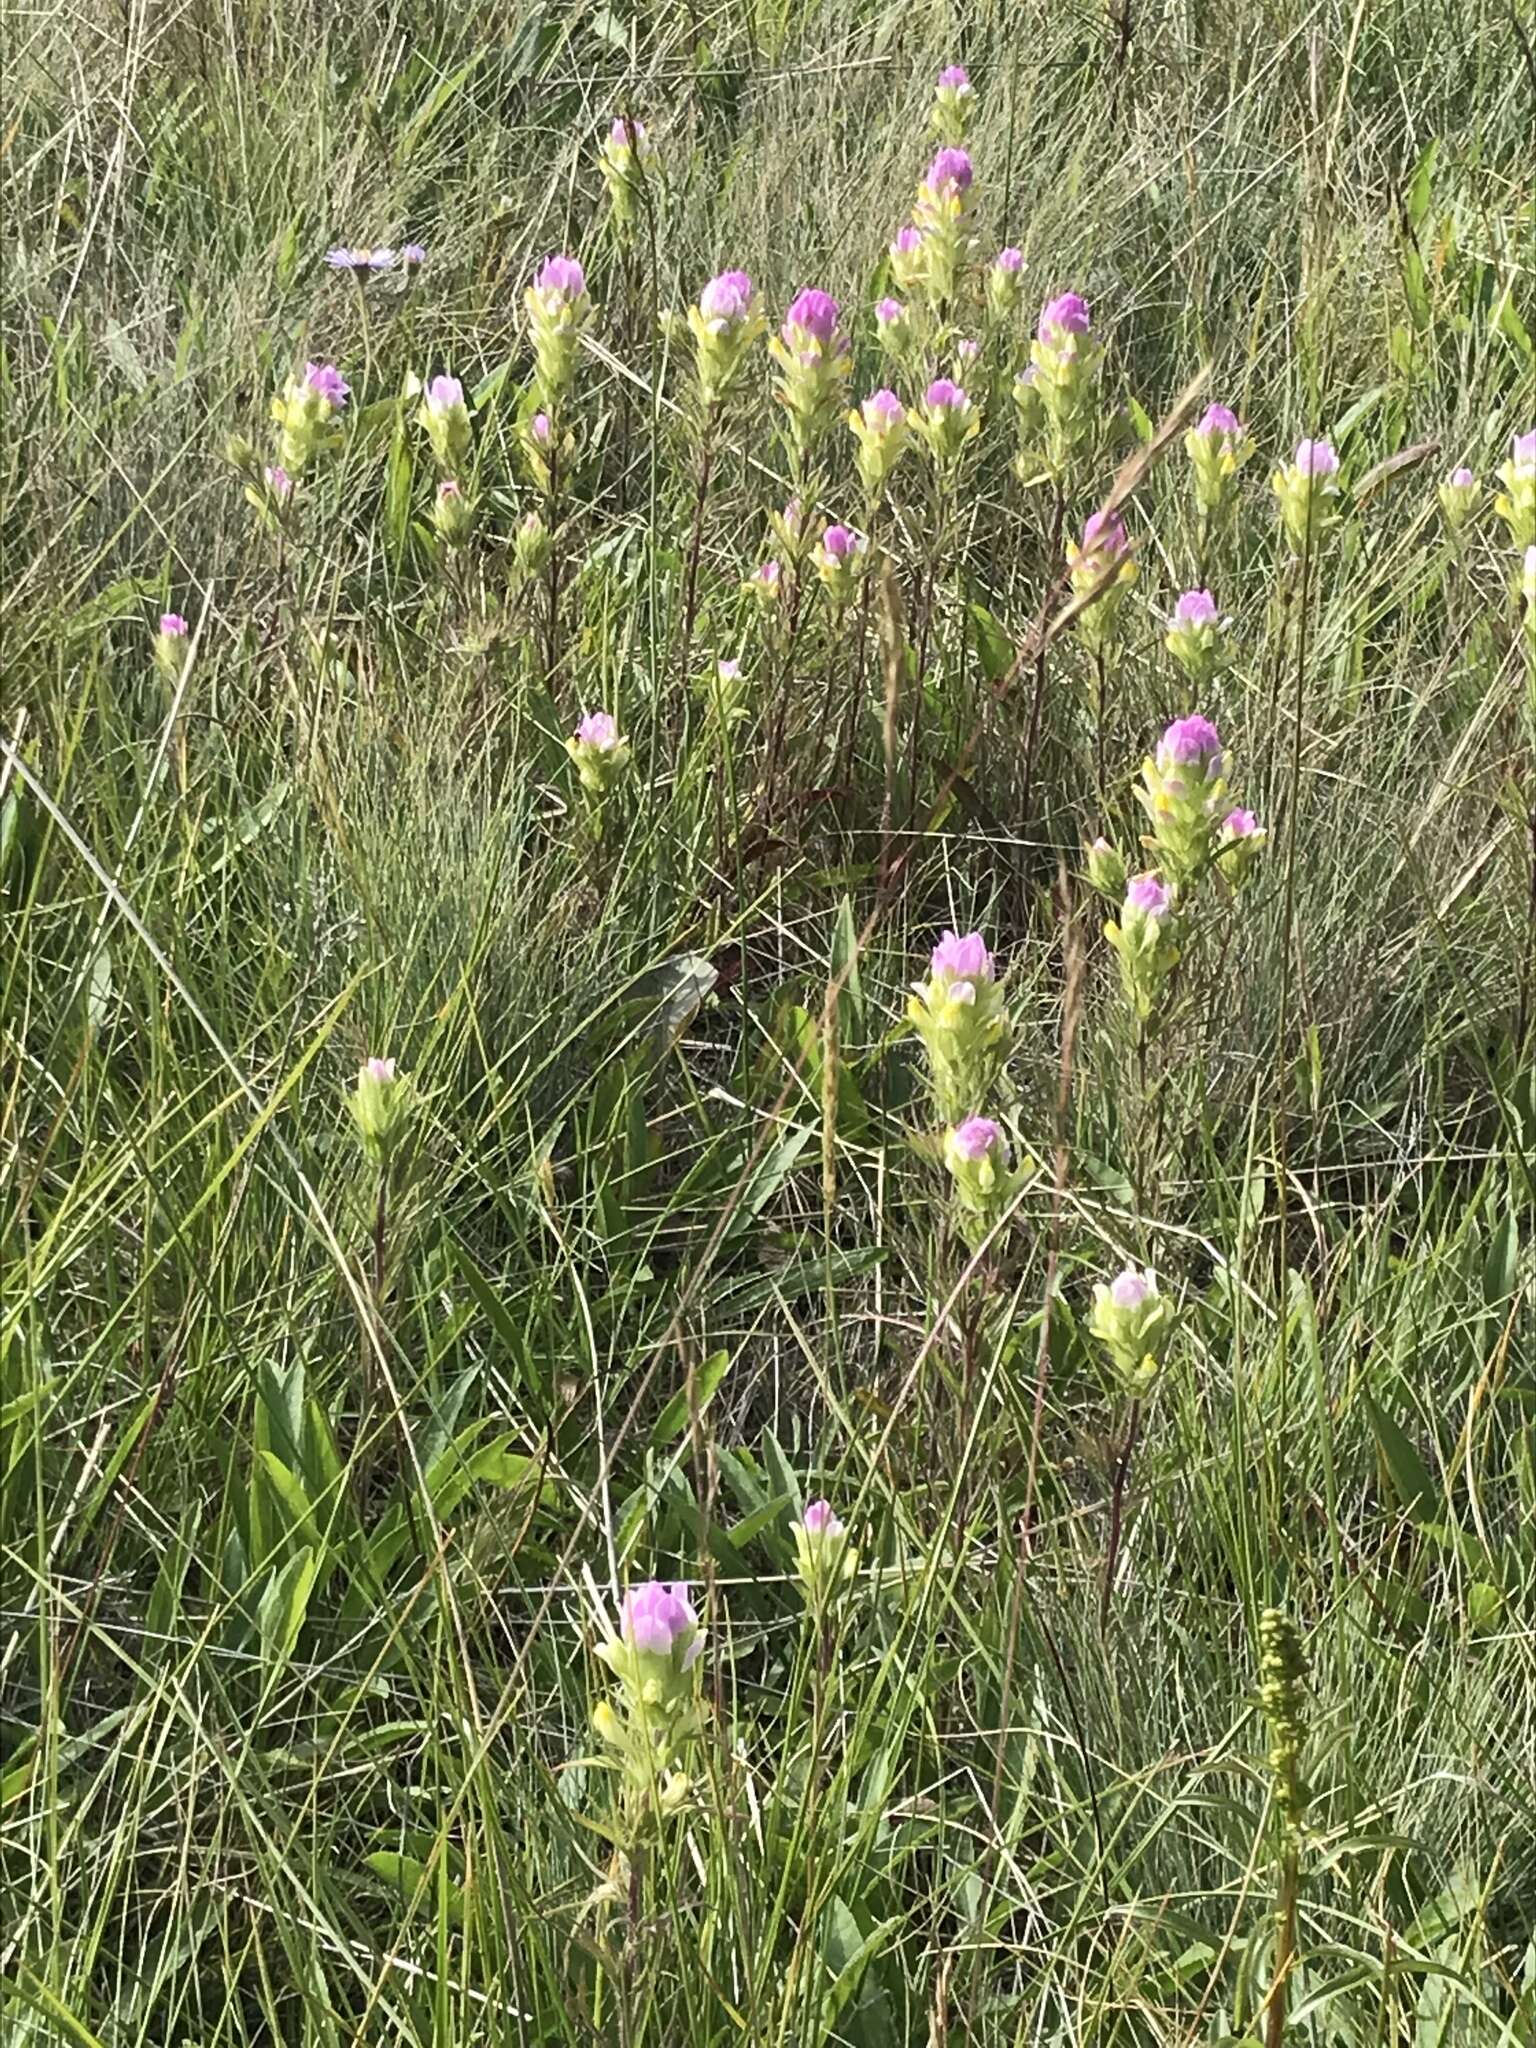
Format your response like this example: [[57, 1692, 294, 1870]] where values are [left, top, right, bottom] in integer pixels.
[[1099, 1396, 1142, 1632]]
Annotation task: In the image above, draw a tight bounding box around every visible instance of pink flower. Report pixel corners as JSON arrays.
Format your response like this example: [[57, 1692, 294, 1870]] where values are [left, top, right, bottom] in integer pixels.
[[925, 377, 966, 410], [364, 1056, 397, 1082], [1037, 292, 1091, 342], [863, 388, 904, 425], [993, 246, 1023, 274], [950, 1115, 1001, 1161], [821, 523, 858, 560], [1109, 1266, 1153, 1310], [1294, 437, 1338, 476], [1173, 588, 1220, 626], [783, 288, 841, 347], [609, 114, 645, 147], [753, 561, 781, 590], [875, 297, 905, 327], [535, 254, 586, 302], [717, 658, 741, 681], [576, 711, 619, 750], [1449, 466, 1475, 488], [1194, 403, 1241, 439], [936, 63, 970, 89], [427, 375, 463, 409], [699, 269, 754, 325], [1125, 874, 1171, 918], [263, 465, 292, 499], [159, 612, 188, 637], [926, 147, 973, 192], [1160, 713, 1223, 772], [1511, 430, 1536, 466], [1076, 508, 1128, 570], [400, 243, 426, 268], [325, 245, 395, 272], [955, 338, 980, 364], [891, 226, 922, 257], [438, 479, 462, 499], [931, 929, 994, 981], [802, 1498, 844, 1534], [304, 362, 350, 407], [618, 1581, 701, 1661], [1222, 808, 1259, 838], [530, 412, 552, 446]]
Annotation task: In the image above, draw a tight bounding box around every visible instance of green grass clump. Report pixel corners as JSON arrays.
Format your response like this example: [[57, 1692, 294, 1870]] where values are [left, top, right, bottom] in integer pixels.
[[3, 0, 1535, 2040]]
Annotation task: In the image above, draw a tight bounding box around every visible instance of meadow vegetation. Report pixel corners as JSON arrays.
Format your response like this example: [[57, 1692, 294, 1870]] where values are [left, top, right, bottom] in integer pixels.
[[3, 0, 1535, 2039]]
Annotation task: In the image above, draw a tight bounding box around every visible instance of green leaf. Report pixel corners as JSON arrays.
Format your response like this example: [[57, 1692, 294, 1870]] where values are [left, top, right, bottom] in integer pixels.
[[363, 1850, 466, 1926], [1362, 1391, 1438, 1525], [256, 1546, 319, 1671], [651, 1351, 730, 1447]]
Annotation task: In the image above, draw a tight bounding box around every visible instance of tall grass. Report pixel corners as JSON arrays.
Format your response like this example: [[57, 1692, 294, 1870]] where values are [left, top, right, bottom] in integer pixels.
[[3, 0, 1534, 2040]]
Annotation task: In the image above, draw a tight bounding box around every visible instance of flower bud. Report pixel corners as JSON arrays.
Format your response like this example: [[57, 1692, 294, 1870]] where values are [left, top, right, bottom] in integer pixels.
[[514, 510, 552, 575], [1030, 296, 1100, 478], [270, 361, 350, 474], [1438, 465, 1478, 531], [418, 373, 472, 471], [153, 611, 189, 679], [597, 113, 651, 236], [769, 289, 851, 462], [566, 710, 631, 796], [889, 226, 926, 296], [930, 62, 974, 144], [1216, 806, 1266, 887], [1494, 429, 1536, 550], [1066, 509, 1136, 650], [349, 1055, 412, 1166], [943, 1115, 1026, 1245], [1271, 436, 1341, 550], [916, 378, 980, 469], [791, 1498, 857, 1604], [1164, 588, 1231, 684], [744, 558, 782, 607], [1088, 1263, 1174, 1391], [912, 151, 974, 303], [431, 477, 475, 546], [1105, 874, 1181, 1021], [907, 930, 1009, 1123], [848, 387, 908, 502], [525, 254, 591, 412], [812, 521, 868, 607], [688, 267, 764, 405], [1183, 402, 1251, 515], [986, 245, 1024, 319], [1085, 836, 1127, 898]]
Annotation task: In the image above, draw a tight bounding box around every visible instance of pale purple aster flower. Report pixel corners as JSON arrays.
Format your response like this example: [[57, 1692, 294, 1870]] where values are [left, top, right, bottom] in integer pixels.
[[925, 377, 966, 410], [1449, 466, 1475, 488], [369, 248, 396, 269], [891, 226, 923, 257], [993, 246, 1023, 274], [536, 254, 586, 302], [530, 412, 552, 447], [802, 1498, 844, 1535], [821, 524, 858, 560], [955, 338, 980, 365], [1195, 403, 1241, 439], [875, 296, 905, 327], [937, 63, 971, 89], [1223, 808, 1259, 838], [263, 465, 292, 499], [1109, 1265, 1154, 1310], [931, 929, 993, 981], [1125, 873, 1171, 918], [926, 146, 973, 192], [951, 1115, 1001, 1161], [863, 388, 904, 425], [400, 244, 426, 268], [1511, 430, 1536, 466], [782, 287, 841, 347], [325, 246, 363, 271], [364, 1056, 397, 1082], [576, 710, 619, 750], [427, 375, 464, 409], [1161, 713, 1223, 771], [1173, 588, 1220, 626], [304, 362, 350, 407], [1294, 437, 1339, 476], [699, 268, 754, 325], [1037, 292, 1091, 342], [159, 612, 188, 637], [618, 1581, 701, 1662]]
